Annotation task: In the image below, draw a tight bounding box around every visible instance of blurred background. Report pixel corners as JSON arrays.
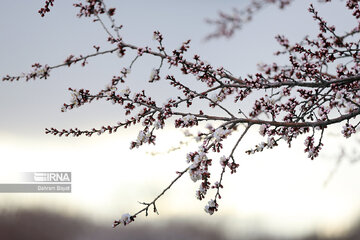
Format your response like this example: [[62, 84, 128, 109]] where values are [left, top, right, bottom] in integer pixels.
[[1, 0, 360, 239]]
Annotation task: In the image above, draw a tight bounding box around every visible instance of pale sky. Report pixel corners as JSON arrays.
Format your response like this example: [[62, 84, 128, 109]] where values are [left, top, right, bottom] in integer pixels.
[[0, 0, 360, 239]]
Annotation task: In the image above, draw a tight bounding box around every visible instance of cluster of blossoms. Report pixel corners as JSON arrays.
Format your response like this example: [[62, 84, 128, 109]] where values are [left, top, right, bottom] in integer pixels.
[[29, 64, 50, 80], [119, 86, 131, 98], [2, 63, 50, 82], [187, 149, 211, 182], [246, 136, 278, 154], [219, 155, 228, 167], [175, 114, 198, 128], [212, 127, 231, 142], [219, 155, 239, 174], [112, 213, 134, 227], [304, 136, 323, 160], [341, 123, 356, 138], [130, 130, 152, 149], [38, 0, 54, 17], [204, 199, 218, 215], [3, 0, 360, 227], [259, 124, 268, 136], [317, 106, 330, 121], [186, 147, 216, 202], [210, 91, 226, 103], [149, 69, 160, 82]]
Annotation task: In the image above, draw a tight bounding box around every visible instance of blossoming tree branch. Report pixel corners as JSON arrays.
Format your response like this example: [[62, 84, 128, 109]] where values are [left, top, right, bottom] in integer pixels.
[[2, 0, 360, 227]]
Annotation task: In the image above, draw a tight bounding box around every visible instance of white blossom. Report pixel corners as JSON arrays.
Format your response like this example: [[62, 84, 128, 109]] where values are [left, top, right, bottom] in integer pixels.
[[335, 91, 343, 100], [267, 137, 276, 148], [180, 114, 196, 127], [318, 108, 323, 116], [154, 121, 162, 130], [199, 184, 206, 194], [183, 129, 191, 137], [120, 213, 132, 225], [120, 86, 131, 98], [341, 124, 356, 138], [189, 169, 202, 182], [220, 155, 227, 166], [186, 153, 192, 163], [149, 68, 159, 81], [136, 130, 150, 144], [117, 50, 124, 58], [105, 83, 116, 93], [259, 124, 267, 136], [204, 199, 217, 215], [193, 155, 200, 164], [308, 149, 315, 159], [256, 142, 266, 151], [132, 130, 152, 148], [190, 162, 199, 170], [205, 123, 213, 131], [210, 94, 219, 102], [213, 127, 230, 142], [345, 104, 356, 113], [264, 95, 275, 104], [32, 66, 49, 78], [282, 135, 289, 142], [195, 132, 202, 142]]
